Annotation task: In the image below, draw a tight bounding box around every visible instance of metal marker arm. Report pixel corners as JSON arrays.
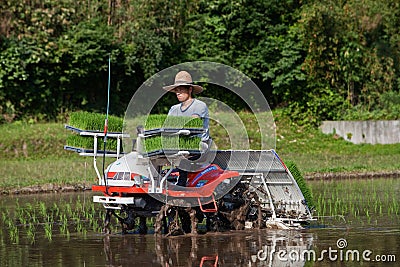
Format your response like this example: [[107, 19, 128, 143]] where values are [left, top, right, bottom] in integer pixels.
[[259, 173, 277, 219], [147, 166, 155, 193], [92, 134, 102, 184], [158, 167, 175, 194], [169, 129, 191, 136]]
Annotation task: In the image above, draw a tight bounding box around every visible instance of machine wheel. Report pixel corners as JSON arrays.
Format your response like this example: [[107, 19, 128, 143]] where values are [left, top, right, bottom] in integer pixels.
[[138, 216, 148, 234], [120, 209, 136, 234], [155, 205, 194, 236], [155, 205, 169, 235]]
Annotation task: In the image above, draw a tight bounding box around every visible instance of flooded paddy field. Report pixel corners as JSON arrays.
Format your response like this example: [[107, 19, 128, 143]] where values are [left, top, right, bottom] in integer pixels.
[[0, 178, 398, 266]]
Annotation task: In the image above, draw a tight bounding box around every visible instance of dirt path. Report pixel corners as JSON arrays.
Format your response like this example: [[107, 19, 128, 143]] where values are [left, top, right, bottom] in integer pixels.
[[1, 183, 92, 195], [305, 170, 400, 180]]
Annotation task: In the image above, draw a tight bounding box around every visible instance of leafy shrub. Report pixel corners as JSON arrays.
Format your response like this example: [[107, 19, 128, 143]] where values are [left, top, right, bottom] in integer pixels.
[[339, 91, 400, 120]]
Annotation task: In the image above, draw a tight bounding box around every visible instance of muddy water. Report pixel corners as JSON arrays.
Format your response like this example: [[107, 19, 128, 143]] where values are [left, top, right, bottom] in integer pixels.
[[0, 179, 399, 267]]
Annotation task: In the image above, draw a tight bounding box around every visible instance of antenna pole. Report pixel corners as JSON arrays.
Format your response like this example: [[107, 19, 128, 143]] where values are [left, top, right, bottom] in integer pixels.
[[102, 54, 111, 195]]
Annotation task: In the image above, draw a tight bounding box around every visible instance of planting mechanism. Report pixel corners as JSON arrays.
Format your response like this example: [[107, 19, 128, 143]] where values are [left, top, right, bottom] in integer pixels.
[[64, 118, 314, 236]]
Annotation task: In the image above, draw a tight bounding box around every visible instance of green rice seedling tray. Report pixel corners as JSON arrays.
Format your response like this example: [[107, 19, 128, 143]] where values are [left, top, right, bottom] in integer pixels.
[[141, 114, 205, 137], [143, 128, 205, 136], [139, 135, 202, 156], [65, 125, 125, 135], [68, 111, 123, 132], [64, 146, 124, 155], [144, 114, 203, 130], [139, 149, 202, 158], [66, 134, 119, 152]]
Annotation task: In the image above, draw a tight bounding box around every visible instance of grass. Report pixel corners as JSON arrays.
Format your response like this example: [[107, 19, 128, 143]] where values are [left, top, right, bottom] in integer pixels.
[[0, 122, 68, 160], [273, 109, 400, 174], [0, 109, 399, 190], [0, 157, 97, 191]]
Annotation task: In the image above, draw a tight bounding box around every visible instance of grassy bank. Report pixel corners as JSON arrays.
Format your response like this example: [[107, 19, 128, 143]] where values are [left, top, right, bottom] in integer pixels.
[[273, 111, 400, 175], [0, 111, 399, 192]]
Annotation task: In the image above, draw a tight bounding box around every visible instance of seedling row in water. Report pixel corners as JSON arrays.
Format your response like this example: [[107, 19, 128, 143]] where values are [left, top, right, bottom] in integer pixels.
[[310, 178, 399, 226], [1, 179, 397, 244], [0, 196, 107, 244], [0, 195, 161, 245]]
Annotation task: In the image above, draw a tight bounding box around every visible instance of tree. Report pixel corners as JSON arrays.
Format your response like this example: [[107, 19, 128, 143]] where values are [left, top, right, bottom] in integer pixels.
[[299, 0, 399, 117]]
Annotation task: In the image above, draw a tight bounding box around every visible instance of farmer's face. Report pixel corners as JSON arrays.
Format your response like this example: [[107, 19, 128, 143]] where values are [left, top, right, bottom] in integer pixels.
[[172, 86, 192, 102]]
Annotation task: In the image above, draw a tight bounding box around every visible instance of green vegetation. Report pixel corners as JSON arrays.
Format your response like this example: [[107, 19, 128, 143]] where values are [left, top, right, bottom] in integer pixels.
[[65, 112, 204, 152], [1, 196, 105, 244], [0, 158, 95, 190], [139, 114, 204, 153], [340, 91, 400, 120], [66, 135, 118, 151], [0, 123, 68, 160], [140, 136, 203, 153], [65, 111, 122, 151], [309, 178, 399, 226], [68, 111, 123, 132], [0, 178, 398, 244], [273, 109, 400, 173], [285, 160, 314, 209], [144, 114, 203, 130], [0, 110, 399, 192], [1, 0, 399, 125]]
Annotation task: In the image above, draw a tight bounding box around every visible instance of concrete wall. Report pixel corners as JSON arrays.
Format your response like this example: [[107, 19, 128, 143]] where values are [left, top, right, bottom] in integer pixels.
[[320, 120, 400, 144]]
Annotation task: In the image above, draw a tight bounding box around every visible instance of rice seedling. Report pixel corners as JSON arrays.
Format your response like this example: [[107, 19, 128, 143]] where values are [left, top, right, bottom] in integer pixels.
[[26, 224, 36, 244], [39, 202, 47, 219], [1, 211, 9, 224], [7, 219, 19, 244], [392, 197, 399, 215], [68, 111, 123, 132], [285, 160, 314, 209], [76, 219, 83, 233], [144, 114, 203, 130], [65, 112, 126, 153], [44, 215, 53, 241], [65, 203, 72, 216], [309, 178, 399, 226], [66, 134, 119, 151], [140, 135, 202, 153], [59, 214, 68, 236], [0, 195, 109, 244]]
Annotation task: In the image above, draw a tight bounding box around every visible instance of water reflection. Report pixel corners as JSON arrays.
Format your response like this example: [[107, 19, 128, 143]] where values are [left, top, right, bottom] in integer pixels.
[[102, 230, 314, 266], [0, 178, 398, 266]]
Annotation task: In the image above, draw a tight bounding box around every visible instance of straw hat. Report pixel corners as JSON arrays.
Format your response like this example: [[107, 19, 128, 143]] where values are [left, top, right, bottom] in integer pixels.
[[163, 71, 203, 94]]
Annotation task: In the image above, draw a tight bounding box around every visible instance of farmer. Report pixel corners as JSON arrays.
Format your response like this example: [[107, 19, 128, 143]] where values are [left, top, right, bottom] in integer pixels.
[[163, 70, 210, 186]]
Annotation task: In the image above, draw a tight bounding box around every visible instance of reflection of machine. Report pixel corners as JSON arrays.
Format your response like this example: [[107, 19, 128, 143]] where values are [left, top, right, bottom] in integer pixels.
[[65, 124, 314, 235], [102, 229, 314, 267]]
